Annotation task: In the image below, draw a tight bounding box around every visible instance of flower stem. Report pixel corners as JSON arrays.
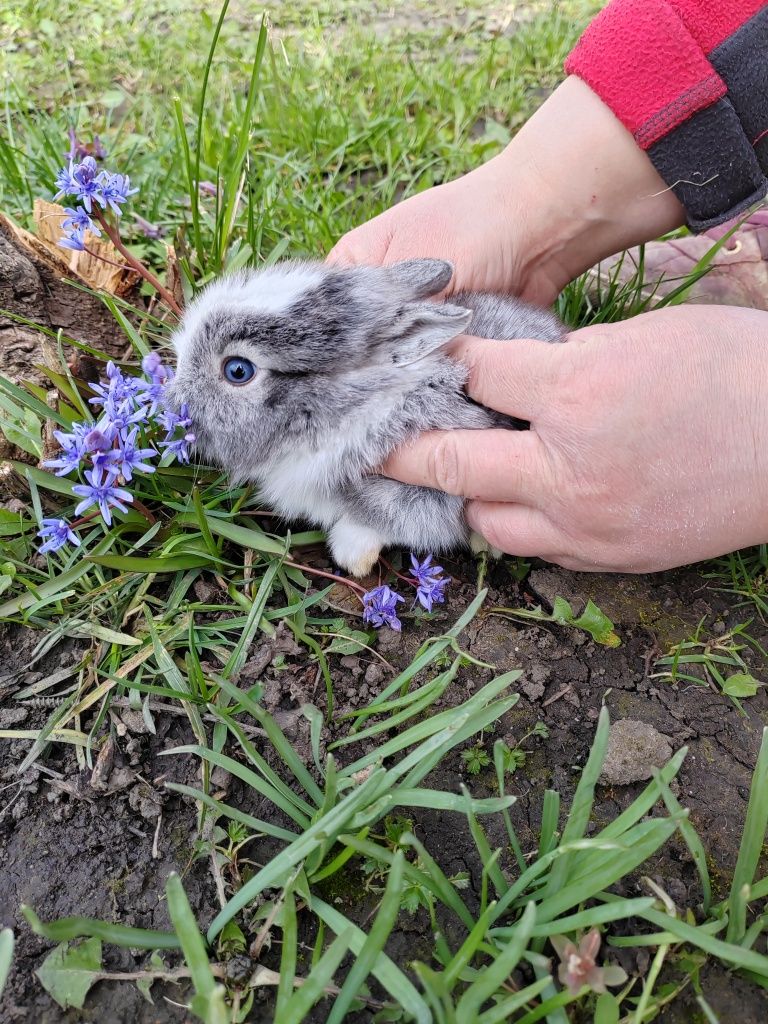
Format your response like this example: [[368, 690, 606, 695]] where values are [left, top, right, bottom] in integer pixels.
[[94, 210, 182, 317], [83, 246, 131, 271], [283, 558, 366, 600]]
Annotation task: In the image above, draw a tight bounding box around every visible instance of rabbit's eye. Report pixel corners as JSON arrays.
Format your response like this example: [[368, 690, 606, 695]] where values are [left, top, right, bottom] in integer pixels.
[[222, 357, 256, 385]]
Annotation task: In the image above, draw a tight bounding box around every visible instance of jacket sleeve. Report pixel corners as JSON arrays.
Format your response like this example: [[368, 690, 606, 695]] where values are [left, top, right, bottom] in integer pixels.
[[565, 0, 768, 230]]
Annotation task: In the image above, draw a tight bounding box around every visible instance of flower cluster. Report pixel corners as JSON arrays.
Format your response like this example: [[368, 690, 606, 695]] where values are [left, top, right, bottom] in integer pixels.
[[37, 355, 195, 553], [53, 154, 138, 252], [362, 555, 450, 631], [409, 554, 449, 612]]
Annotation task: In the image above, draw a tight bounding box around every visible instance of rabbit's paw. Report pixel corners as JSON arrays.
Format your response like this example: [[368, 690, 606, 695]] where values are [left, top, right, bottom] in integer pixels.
[[329, 519, 384, 579], [470, 530, 503, 560]]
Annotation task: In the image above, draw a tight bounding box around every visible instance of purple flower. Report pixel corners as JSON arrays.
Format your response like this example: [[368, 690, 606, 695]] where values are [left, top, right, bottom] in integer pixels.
[[70, 157, 104, 213], [38, 518, 81, 554], [136, 352, 173, 411], [157, 402, 191, 436], [107, 426, 157, 481], [88, 361, 142, 409], [198, 180, 217, 196], [98, 394, 148, 439], [66, 128, 106, 162], [62, 206, 101, 237], [43, 423, 93, 476], [98, 171, 138, 215], [409, 554, 449, 612], [142, 351, 163, 376], [72, 466, 133, 526], [133, 214, 163, 239], [53, 164, 78, 199], [160, 431, 196, 464], [53, 156, 104, 212], [58, 227, 87, 252], [551, 929, 628, 996], [362, 585, 405, 631]]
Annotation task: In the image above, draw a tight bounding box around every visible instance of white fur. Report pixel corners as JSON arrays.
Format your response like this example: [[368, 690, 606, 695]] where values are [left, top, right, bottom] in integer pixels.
[[328, 519, 386, 578], [172, 265, 324, 360]]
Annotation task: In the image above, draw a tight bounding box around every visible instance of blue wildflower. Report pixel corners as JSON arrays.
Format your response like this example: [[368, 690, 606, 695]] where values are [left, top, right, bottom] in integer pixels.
[[66, 128, 106, 162], [157, 402, 191, 436], [43, 424, 93, 476], [410, 553, 450, 612], [58, 227, 87, 252], [133, 213, 163, 239], [53, 163, 78, 200], [137, 353, 173, 412], [72, 466, 133, 526], [108, 426, 157, 481], [62, 206, 101, 237], [38, 518, 81, 555], [98, 172, 138, 215], [70, 157, 104, 213], [88, 361, 142, 409], [362, 585, 405, 631], [160, 430, 196, 464], [99, 394, 148, 439]]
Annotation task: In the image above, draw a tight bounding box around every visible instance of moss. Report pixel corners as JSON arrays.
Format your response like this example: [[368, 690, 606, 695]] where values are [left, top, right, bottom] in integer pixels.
[[314, 861, 370, 908]]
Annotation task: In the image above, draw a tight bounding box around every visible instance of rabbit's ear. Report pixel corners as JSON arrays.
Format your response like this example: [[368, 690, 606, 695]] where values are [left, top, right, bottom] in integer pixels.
[[388, 258, 454, 299], [391, 301, 473, 365]]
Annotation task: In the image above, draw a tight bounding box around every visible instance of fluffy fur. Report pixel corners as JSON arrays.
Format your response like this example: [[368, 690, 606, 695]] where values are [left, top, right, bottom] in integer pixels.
[[168, 258, 562, 576]]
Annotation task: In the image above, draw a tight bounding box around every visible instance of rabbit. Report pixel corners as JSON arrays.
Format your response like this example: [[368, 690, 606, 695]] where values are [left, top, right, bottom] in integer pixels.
[[168, 257, 563, 577]]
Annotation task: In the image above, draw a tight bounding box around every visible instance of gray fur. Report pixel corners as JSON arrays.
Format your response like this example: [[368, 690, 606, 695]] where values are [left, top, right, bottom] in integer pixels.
[[168, 258, 562, 575]]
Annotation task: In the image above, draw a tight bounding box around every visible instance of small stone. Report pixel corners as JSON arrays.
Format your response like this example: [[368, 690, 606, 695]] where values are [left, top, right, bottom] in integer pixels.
[[364, 663, 385, 686], [599, 719, 673, 786], [520, 678, 545, 701]]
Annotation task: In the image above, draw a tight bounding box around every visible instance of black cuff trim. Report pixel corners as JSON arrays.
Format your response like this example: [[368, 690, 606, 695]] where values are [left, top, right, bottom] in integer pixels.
[[710, 6, 768, 174], [647, 98, 768, 233]]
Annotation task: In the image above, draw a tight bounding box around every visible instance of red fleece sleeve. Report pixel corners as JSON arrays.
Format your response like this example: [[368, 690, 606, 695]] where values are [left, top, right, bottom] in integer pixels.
[[564, 0, 768, 231], [565, 0, 726, 149], [564, 0, 765, 150]]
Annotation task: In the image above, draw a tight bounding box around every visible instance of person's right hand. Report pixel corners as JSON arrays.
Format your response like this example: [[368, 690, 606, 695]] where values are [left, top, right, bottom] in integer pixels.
[[381, 304, 768, 574], [329, 77, 685, 306]]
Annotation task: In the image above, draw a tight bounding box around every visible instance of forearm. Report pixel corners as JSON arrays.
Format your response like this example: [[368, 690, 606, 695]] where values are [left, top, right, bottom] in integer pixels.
[[492, 75, 686, 303]]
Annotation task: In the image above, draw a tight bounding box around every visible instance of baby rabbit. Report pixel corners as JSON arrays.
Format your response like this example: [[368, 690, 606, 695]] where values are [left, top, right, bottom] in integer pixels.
[[169, 258, 562, 576]]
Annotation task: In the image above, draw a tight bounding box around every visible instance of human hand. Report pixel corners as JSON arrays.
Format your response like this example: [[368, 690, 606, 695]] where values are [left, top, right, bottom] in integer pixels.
[[329, 77, 684, 306], [381, 305, 768, 573]]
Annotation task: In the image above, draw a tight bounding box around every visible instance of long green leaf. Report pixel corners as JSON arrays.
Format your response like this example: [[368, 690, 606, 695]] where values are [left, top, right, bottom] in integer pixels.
[[728, 727, 768, 943], [166, 874, 227, 1023], [22, 906, 179, 949], [326, 851, 405, 1024], [309, 896, 431, 1024], [0, 929, 14, 1000]]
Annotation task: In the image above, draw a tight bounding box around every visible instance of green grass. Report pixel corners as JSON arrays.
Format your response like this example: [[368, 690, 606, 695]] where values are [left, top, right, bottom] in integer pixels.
[[2, 2, 768, 1022]]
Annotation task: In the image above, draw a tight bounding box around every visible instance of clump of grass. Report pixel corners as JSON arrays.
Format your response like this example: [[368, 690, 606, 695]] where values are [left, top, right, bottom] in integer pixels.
[[19, 709, 768, 1021]]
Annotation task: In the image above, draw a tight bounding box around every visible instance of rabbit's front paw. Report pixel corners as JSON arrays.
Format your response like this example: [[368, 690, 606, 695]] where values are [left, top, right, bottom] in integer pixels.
[[329, 519, 385, 579], [470, 530, 503, 560]]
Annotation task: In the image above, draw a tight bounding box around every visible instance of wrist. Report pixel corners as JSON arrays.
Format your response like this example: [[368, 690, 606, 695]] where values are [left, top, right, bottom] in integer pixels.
[[496, 76, 686, 302]]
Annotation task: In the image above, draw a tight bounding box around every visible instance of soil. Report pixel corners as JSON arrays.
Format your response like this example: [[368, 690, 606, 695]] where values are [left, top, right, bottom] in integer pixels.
[[2, 556, 768, 1023]]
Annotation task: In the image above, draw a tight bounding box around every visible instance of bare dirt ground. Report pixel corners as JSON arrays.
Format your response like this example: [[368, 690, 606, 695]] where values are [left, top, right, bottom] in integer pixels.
[[2, 554, 768, 1022]]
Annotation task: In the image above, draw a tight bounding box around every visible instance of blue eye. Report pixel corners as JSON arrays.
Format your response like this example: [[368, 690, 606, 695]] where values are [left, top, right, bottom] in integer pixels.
[[223, 357, 256, 385]]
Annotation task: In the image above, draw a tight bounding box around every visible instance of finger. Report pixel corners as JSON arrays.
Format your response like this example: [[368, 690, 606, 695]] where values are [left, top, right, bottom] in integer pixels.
[[467, 500, 564, 558], [446, 334, 561, 420], [326, 222, 392, 268], [381, 428, 553, 506]]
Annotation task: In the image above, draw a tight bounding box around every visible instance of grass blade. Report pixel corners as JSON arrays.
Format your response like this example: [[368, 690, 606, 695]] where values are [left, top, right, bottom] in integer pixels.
[[727, 727, 768, 942], [325, 850, 405, 1024]]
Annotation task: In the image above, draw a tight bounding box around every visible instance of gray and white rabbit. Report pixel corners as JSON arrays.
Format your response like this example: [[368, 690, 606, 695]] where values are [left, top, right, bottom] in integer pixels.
[[168, 258, 562, 576]]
